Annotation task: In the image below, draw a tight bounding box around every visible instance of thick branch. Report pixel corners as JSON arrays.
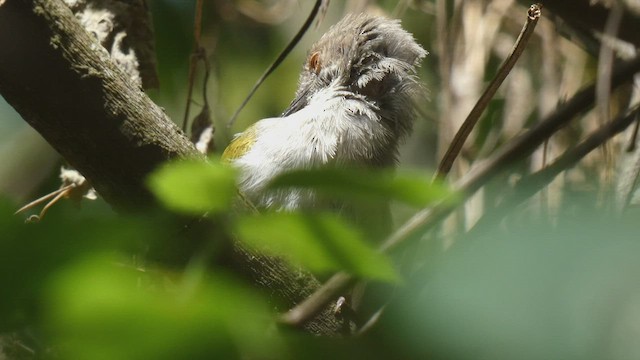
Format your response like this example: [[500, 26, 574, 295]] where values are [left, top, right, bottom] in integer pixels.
[[0, 0, 196, 210], [0, 0, 341, 335]]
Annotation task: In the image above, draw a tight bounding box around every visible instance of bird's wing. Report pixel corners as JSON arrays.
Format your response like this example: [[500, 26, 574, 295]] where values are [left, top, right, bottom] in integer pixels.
[[221, 125, 258, 162]]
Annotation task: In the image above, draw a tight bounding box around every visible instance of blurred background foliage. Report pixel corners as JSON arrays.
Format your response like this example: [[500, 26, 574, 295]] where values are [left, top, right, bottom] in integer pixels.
[[2, 0, 640, 359]]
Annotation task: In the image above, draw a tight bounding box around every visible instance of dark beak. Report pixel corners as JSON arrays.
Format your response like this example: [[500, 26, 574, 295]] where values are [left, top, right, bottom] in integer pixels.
[[281, 86, 311, 117]]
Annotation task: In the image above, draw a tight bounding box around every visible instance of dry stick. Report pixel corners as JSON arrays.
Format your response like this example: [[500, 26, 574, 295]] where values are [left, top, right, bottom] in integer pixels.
[[13, 184, 74, 215], [471, 104, 640, 235], [626, 112, 640, 152], [280, 55, 640, 328], [38, 187, 71, 219], [435, 3, 542, 180], [595, 2, 624, 190], [596, 2, 624, 126], [435, 0, 452, 160], [226, 0, 326, 129], [280, 272, 355, 327], [618, 111, 640, 210], [182, 0, 205, 132]]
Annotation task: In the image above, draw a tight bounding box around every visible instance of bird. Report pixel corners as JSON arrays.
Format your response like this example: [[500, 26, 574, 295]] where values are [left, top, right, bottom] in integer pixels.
[[223, 13, 427, 213]]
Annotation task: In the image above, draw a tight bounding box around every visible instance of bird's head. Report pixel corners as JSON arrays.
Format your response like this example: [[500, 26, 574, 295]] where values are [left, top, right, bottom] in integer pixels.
[[223, 14, 427, 208], [283, 13, 427, 142]]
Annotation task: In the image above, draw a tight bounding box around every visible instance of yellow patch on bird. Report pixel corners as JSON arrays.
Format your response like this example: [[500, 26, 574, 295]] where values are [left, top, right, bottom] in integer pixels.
[[222, 125, 258, 162]]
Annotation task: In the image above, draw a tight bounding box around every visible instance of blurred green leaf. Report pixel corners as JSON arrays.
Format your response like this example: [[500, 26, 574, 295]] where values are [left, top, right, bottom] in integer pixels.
[[45, 254, 279, 360], [234, 212, 399, 282], [380, 212, 640, 360], [147, 159, 237, 214], [268, 168, 457, 207], [0, 200, 161, 331]]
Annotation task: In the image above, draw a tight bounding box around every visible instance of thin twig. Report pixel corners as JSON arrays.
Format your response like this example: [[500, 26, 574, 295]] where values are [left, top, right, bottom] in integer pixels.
[[435, 3, 542, 180], [182, 0, 205, 132], [355, 305, 386, 336], [435, 0, 452, 163], [616, 77, 640, 210], [279, 55, 640, 328], [38, 187, 71, 219], [14, 184, 74, 215], [596, 2, 624, 126], [538, 19, 560, 214], [626, 75, 640, 152], [279, 272, 355, 327], [201, 50, 211, 108], [625, 112, 640, 152], [595, 1, 624, 190], [540, 138, 549, 210], [226, 0, 327, 129], [189, 29, 220, 154]]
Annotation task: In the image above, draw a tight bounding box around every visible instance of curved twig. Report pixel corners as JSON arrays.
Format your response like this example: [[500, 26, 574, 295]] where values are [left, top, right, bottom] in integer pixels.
[[435, 3, 542, 180], [14, 184, 74, 215], [182, 0, 205, 132], [226, 0, 328, 129]]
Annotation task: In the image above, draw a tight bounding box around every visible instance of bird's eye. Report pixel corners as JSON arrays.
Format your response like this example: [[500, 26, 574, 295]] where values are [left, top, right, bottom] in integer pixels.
[[308, 52, 321, 74]]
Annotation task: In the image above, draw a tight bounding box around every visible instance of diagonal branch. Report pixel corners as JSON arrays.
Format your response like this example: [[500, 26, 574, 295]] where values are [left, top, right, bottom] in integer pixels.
[[435, 3, 542, 179], [226, 0, 329, 129], [471, 104, 640, 235], [0, 0, 341, 336], [0, 0, 200, 210]]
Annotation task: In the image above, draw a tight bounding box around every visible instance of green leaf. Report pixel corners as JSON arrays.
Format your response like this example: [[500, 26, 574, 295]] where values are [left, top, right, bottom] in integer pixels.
[[234, 212, 399, 282], [268, 168, 457, 207], [147, 159, 237, 214], [45, 254, 279, 360], [0, 201, 158, 331]]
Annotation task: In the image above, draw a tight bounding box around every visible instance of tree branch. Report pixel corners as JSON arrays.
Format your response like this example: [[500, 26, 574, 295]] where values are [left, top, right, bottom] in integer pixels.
[[0, 0, 341, 335], [0, 0, 197, 210]]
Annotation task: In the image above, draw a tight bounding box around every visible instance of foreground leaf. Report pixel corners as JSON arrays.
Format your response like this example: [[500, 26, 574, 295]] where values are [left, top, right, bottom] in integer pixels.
[[45, 255, 279, 360], [234, 212, 399, 282], [269, 168, 457, 207], [0, 201, 157, 331], [147, 159, 237, 214]]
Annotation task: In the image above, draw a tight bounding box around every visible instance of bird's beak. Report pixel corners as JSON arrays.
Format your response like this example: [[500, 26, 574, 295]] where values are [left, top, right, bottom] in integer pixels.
[[281, 86, 311, 116]]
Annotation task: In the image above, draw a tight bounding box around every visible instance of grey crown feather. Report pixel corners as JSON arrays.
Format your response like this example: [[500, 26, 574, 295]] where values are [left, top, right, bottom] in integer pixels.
[[230, 13, 428, 210], [288, 13, 428, 164]]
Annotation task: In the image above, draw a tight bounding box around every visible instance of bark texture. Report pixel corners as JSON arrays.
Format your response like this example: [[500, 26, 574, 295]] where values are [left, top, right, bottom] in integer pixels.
[[63, 0, 159, 89], [0, 0, 196, 210]]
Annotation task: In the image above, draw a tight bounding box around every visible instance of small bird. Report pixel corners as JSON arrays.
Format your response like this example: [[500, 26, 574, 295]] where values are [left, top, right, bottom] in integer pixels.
[[223, 13, 427, 211]]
